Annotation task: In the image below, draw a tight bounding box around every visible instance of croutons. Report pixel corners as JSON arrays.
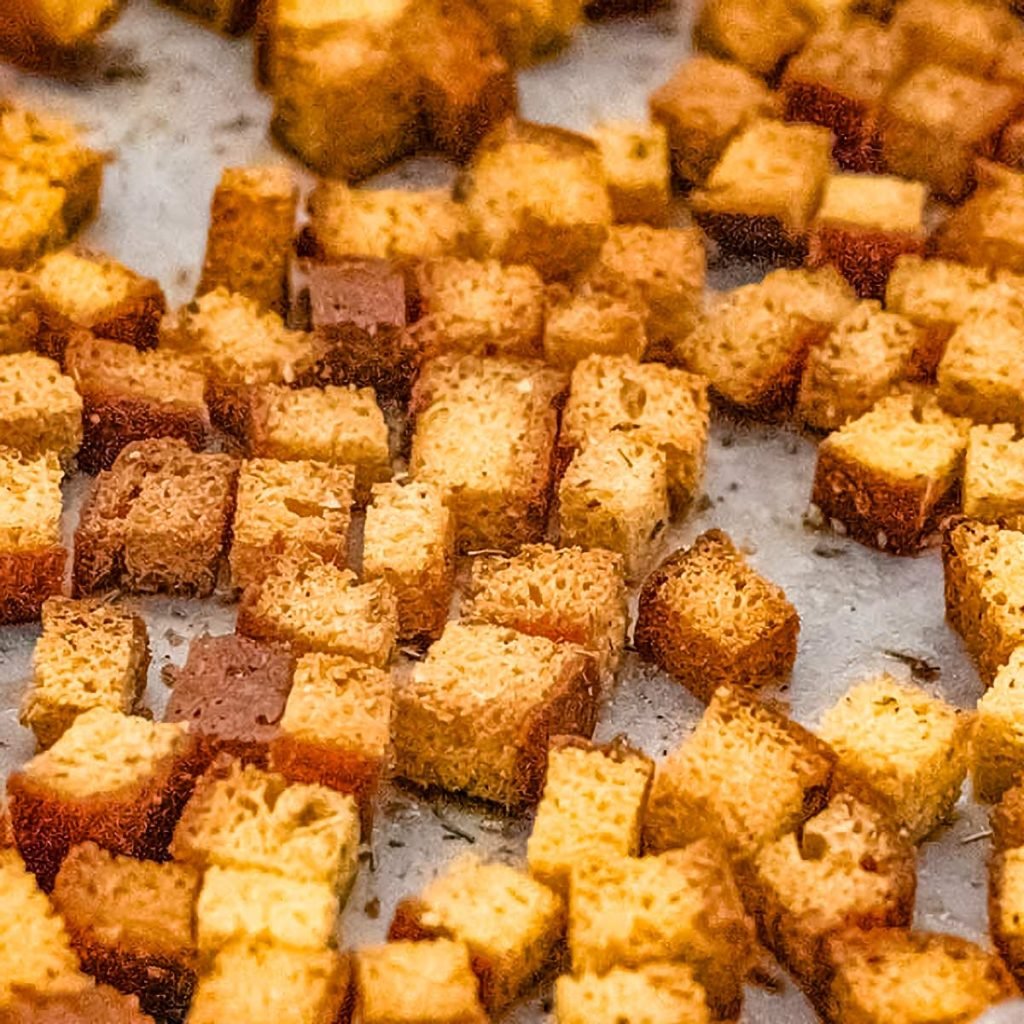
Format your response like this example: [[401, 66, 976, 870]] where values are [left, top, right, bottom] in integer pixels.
[[1, 985, 152, 1024], [590, 120, 670, 226], [0, 0, 123, 63], [693, 0, 811, 76], [0, 268, 39, 354], [472, 0, 582, 66], [964, 424, 1024, 524], [542, 284, 647, 368], [635, 530, 800, 702], [392, 621, 598, 808], [973, 649, 1024, 803], [555, 964, 712, 1024], [0, 351, 81, 465], [0, 163, 66, 271]]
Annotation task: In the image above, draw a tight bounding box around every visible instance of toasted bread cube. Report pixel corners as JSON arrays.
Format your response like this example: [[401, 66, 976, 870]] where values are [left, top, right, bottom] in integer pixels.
[[33, 250, 165, 360], [991, 844, 1024, 986], [1, 985, 155, 1024], [269, 652, 392, 819], [781, 19, 907, 172], [557, 434, 669, 580], [230, 458, 354, 590], [72, 439, 238, 598], [461, 119, 612, 281], [560, 355, 709, 508], [7, 709, 197, 889], [238, 550, 397, 667], [934, 170, 1024, 276], [644, 685, 837, 858], [409, 354, 565, 552], [827, 929, 1018, 1024], [52, 843, 199, 1022], [973, 649, 1024, 802], [556, 965, 710, 1024], [246, 383, 389, 500], [198, 165, 298, 314], [691, 119, 833, 263], [693, 0, 810, 76], [797, 302, 924, 431], [389, 856, 564, 1010], [881, 65, 1022, 201], [591, 120, 670, 226], [463, 544, 628, 678], [0, 351, 81, 464], [0, 269, 39, 354], [471, 0, 582, 66], [362, 480, 455, 642], [392, 621, 598, 808], [635, 530, 800, 702], [649, 55, 778, 187], [817, 675, 969, 840], [187, 939, 350, 1024], [0, 0, 122, 62], [416, 258, 545, 359], [747, 790, 916, 996], [21, 597, 149, 750], [808, 174, 928, 298], [568, 842, 755, 1020], [964, 424, 1024, 524], [356, 940, 487, 1024], [0, 446, 65, 625], [64, 334, 210, 474], [543, 284, 646, 367], [0, 162, 66, 270], [527, 737, 653, 894], [812, 392, 969, 554]]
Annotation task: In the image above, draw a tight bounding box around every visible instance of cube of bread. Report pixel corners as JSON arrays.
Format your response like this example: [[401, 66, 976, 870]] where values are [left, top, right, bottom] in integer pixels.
[[237, 551, 398, 667], [644, 685, 837, 859], [246, 383, 390, 500], [747, 789, 916, 997], [471, 0, 582, 66], [64, 333, 210, 474], [781, 19, 906, 173], [543, 284, 646, 368], [463, 543, 628, 678], [198, 165, 298, 313], [72, 439, 238, 598], [186, 939, 350, 1024], [21, 597, 149, 749], [362, 480, 455, 641], [797, 302, 924, 431], [568, 842, 755, 1020], [0, 351, 81, 464], [556, 964, 710, 1024], [269, 652, 392, 821], [934, 170, 1024, 276], [7, 709, 197, 889], [0, 0, 122, 63], [557, 434, 670, 580], [33, 249, 165, 360], [560, 355, 710, 509], [0, 269, 39, 354], [693, 0, 810, 76], [635, 530, 800, 702], [811, 392, 970, 554], [392, 621, 598, 808], [1, 985, 156, 1024], [389, 855, 564, 1010], [808, 174, 928, 298], [649, 55, 778, 188], [527, 737, 653, 894], [0, 162, 67, 271], [590, 120, 670, 226], [52, 843, 200, 1022], [973, 649, 1024, 802], [827, 929, 1018, 1024], [993, 782, 1024, 852], [409, 354, 566, 552], [964, 424, 1024, 524], [691, 119, 833, 264], [460, 119, 612, 281], [356, 940, 487, 1024], [230, 458, 355, 590], [161, 0, 260, 34], [0, 446, 66, 625], [881, 65, 1022, 201]]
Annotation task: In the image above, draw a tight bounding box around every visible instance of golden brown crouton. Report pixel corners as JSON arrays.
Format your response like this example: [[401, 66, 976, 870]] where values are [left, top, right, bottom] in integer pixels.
[[543, 284, 647, 368], [973, 649, 1024, 803], [471, 0, 582, 66], [554, 964, 712, 1024], [0, 162, 66, 270], [0, 351, 81, 465], [590, 120, 670, 226], [693, 0, 811, 76], [0, 268, 39, 354], [964, 424, 1024, 525], [0, 0, 123, 66]]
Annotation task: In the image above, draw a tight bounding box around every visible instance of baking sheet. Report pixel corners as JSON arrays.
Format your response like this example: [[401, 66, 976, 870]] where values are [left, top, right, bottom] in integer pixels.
[[0, 2, 1020, 1020]]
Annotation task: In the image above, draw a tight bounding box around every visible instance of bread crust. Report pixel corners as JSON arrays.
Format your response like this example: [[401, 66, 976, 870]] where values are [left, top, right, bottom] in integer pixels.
[[160, 0, 261, 35], [0, 546, 65, 625], [781, 80, 883, 173], [808, 225, 925, 300], [693, 211, 808, 266]]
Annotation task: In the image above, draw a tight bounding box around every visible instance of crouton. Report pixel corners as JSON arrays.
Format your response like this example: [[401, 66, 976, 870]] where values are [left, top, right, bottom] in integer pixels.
[[555, 964, 711, 1024], [237, 550, 398, 667], [973, 648, 1024, 802], [52, 843, 199, 1023], [964, 424, 1024, 525], [811, 392, 969, 554], [63, 333, 209, 474], [644, 685, 836, 859], [0, 269, 39, 354], [992, 783, 1024, 852], [459, 119, 612, 281], [198, 165, 298, 314], [1, 986, 156, 1024], [590, 120, 670, 226], [389, 856, 564, 1010], [72, 439, 238, 598], [0, 0, 122, 66], [634, 530, 800, 702], [691, 119, 833, 264], [362, 479, 455, 641], [7, 709, 197, 889], [161, 0, 260, 34], [0, 162, 67, 270], [0, 351, 81, 465], [392, 621, 598, 808], [543, 284, 647, 368], [990, 844, 1024, 987], [526, 737, 653, 894], [0, 445, 65, 625], [693, 0, 811, 76], [470, 0, 582, 66], [649, 55, 778, 188], [230, 458, 355, 590], [21, 597, 149, 750]]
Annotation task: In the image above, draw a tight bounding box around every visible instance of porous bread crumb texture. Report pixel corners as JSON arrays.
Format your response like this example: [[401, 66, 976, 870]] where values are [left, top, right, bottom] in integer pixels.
[[815, 174, 927, 236], [0, 350, 81, 464], [964, 424, 1024, 524], [0, 160, 67, 271], [694, 0, 811, 76], [817, 674, 970, 841], [543, 283, 646, 368], [555, 963, 712, 1024], [973, 648, 1024, 803], [0, 268, 39, 354], [590, 119, 670, 226]]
